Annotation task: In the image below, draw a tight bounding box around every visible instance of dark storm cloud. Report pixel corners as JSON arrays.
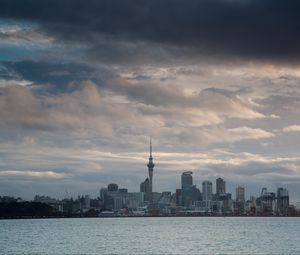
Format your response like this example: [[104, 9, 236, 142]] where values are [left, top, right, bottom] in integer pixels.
[[0, 0, 300, 63]]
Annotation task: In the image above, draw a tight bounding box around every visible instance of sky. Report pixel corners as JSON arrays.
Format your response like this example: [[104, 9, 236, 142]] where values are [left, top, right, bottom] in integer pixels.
[[0, 0, 300, 201]]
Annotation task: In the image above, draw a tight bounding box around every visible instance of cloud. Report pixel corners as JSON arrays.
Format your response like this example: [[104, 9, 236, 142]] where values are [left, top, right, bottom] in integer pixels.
[[1, 128, 299, 199], [107, 78, 266, 122], [0, 78, 267, 141], [0, 170, 69, 179], [1, 0, 300, 64], [0, 25, 52, 44], [175, 126, 274, 147], [283, 125, 300, 132], [227, 126, 275, 140], [0, 82, 112, 134], [0, 79, 32, 87], [0, 60, 106, 88], [0, 0, 300, 200]]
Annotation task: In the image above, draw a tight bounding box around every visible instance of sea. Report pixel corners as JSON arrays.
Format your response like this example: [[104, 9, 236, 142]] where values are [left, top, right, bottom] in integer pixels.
[[1, 217, 300, 254]]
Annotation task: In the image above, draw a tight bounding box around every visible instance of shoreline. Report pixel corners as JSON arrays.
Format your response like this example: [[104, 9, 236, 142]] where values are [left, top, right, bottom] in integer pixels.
[[1, 215, 299, 220]]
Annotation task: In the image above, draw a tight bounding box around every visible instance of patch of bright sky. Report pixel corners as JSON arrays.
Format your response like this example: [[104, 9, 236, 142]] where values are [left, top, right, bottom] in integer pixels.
[[0, 19, 53, 61], [0, 46, 38, 61]]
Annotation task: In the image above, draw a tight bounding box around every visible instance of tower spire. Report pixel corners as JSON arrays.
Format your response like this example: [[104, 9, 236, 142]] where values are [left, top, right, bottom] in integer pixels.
[[150, 136, 152, 158], [147, 137, 155, 194]]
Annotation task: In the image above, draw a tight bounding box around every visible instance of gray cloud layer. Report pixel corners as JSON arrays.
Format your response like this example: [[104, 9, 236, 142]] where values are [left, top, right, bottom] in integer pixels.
[[1, 0, 300, 200], [1, 0, 300, 64]]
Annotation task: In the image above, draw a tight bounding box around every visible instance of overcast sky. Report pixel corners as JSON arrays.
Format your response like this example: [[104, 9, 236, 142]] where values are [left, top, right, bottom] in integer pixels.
[[0, 0, 300, 201]]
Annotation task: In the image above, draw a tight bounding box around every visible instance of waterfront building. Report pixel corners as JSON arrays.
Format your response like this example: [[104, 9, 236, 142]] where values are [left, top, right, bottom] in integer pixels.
[[94, 163, 295, 216], [181, 171, 193, 190], [105, 190, 145, 211], [104, 194, 115, 211], [216, 178, 226, 196], [108, 183, 118, 192], [202, 181, 213, 210], [140, 178, 151, 201], [118, 188, 128, 194], [125, 192, 144, 210], [182, 185, 201, 208], [236, 186, 245, 203], [250, 196, 256, 207], [180, 171, 201, 207], [258, 188, 276, 216], [101, 183, 118, 210], [211, 200, 223, 214], [114, 196, 124, 211], [159, 192, 172, 204], [140, 178, 151, 193], [34, 195, 57, 205], [99, 188, 108, 208], [152, 192, 162, 204], [100, 188, 107, 200], [217, 193, 232, 213], [276, 187, 289, 216], [176, 189, 182, 206], [194, 200, 207, 211], [235, 186, 245, 214]]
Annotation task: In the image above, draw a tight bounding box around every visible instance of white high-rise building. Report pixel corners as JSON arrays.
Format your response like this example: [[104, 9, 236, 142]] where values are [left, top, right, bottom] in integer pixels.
[[202, 181, 213, 209], [236, 186, 245, 203]]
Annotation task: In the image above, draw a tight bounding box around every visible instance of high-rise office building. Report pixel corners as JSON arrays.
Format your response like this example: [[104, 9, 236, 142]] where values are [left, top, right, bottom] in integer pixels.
[[176, 189, 182, 206], [216, 178, 226, 195], [99, 187, 108, 208], [202, 181, 213, 209], [236, 186, 245, 203], [276, 187, 289, 216], [180, 171, 201, 207], [235, 186, 246, 213], [108, 183, 118, 192], [250, 196, 256, 207], [140, 178, 151, 201], [259, 187, 276, 215], [181, 171, 193, 190]]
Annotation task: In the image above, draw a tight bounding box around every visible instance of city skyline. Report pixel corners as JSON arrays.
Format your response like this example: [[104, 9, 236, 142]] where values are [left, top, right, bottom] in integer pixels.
[[0, 0, 300, 202], [2, 140, 295, 208], [0, 136, 298, 202], [0, 138, 294, 217]]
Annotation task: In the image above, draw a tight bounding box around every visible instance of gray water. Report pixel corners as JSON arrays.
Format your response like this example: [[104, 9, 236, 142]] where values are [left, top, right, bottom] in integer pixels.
[[0, 217, 299, 254]]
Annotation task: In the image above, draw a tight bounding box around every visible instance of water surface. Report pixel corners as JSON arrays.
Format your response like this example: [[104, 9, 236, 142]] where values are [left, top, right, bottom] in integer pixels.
[[1, 217, 299, 254]]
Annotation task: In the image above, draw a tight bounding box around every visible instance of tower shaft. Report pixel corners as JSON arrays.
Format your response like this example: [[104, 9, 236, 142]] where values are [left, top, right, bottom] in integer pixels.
[[147, 138, 155, 192]]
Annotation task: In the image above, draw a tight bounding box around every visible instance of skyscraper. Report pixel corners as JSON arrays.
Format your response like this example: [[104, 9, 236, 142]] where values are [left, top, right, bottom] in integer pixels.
[[140, 178, 151, 194], [236, 186, 245, 203], [202, 181, 213, 209], [260, 187, 275, 215], [180, 171, 201, 207], [181, 171, 193, 190], [216, 178, 226, 195], [276, 187, 289, 216], [235, 186, 245, 214], [107, 183, 118, 192]]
